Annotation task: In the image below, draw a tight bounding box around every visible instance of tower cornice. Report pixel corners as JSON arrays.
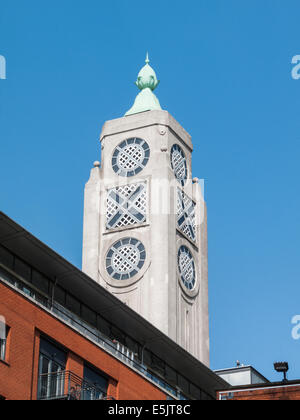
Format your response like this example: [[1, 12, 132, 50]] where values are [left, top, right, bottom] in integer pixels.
[[100, 110, 193, 152]]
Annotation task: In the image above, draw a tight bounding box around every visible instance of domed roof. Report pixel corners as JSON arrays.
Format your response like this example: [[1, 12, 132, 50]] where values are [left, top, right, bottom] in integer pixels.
[[125, 53, 162, 116]]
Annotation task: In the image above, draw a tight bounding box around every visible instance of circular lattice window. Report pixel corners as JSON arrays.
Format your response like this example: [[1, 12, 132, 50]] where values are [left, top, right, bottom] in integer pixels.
[[178, 245, 196, 291], [170, 144, 187, 186], [112, 138, 150, 177], [106, 238, 146, 280]]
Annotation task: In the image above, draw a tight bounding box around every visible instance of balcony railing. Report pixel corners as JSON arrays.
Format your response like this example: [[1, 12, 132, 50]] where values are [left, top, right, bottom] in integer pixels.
[[37, 371, 114, 401]]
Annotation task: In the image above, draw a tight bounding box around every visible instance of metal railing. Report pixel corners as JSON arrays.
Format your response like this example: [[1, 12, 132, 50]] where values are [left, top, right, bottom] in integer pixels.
[[37, 371, 114, 401], [50, 302, 185, 399]]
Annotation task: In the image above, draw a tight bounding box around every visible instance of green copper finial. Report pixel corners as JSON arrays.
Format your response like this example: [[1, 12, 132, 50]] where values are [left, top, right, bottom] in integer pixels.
[[135, 53, 160, 91], [125, 53, 162, 116]]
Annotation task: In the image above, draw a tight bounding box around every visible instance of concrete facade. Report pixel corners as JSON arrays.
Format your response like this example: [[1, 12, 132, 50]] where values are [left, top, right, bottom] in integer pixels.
[[82, 110, 209, 365]]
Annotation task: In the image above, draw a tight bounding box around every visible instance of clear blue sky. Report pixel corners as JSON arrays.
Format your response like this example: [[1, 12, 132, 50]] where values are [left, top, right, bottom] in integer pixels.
[[1, 0, 300, 382]]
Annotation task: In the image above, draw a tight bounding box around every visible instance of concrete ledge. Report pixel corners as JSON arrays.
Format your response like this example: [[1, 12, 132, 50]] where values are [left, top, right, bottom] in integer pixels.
[[100, 110, 193, 151]]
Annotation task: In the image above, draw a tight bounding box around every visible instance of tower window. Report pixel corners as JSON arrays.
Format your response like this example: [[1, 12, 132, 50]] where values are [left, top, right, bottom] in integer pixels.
[[177, 189, 196, 243], [106, 238, 146, 280], [112, 138, 150, 177], [178, 246, 196, 291], [170, 144, 187, 186], [106, 182, 147, 230]]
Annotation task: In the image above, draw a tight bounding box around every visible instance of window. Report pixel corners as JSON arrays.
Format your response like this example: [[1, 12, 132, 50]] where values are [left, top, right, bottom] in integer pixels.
[[0, 327, 8, 361], [38, 337, 67, 400], [32, 270, 49, 295], [178, 246, 196, 292], [0, 245, 13, 269], [81, 304, 97, 328], [112, 138, 150, 177], [83, 364, 108, 400], [170, 144, 187, 186], [106, 238, 146, 280], [65, 294, 81, 317], [106, 182, 147, 230], [177, 189, 196, 243], [54, 285, 66, 306], [14, 257, 31, 282]]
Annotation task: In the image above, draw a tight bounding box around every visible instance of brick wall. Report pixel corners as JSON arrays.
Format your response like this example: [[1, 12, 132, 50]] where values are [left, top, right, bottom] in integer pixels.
[[0, 282, 167, 401], [218, 385, 300, 400]]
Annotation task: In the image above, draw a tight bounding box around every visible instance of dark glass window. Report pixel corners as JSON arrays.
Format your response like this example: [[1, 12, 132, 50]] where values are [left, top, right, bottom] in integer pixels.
[[0, 246, 13, 269], [150, 353, 165, 376], [65, 294, 81, 317], [165, 365, 177, 385], [0, 266, 16, 287], [39, 337, 66, 367], [190, 383, 201, 400], [110, 326, 126, 345], [125, 336, 139, 355], [54, 285, 66, 306], [81, 305, 97, 327], [83, 364, 108, 400], [14, 257, 31, 282], [97, 316, 111, 338], [38, 337, 67, 400], [142, 349, 152, 366], [32, 270, 49, 295], [178, 374, 190, 396]]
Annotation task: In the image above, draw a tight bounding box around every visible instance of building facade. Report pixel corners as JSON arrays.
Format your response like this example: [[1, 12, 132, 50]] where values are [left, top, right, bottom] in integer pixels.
[[0, 212, 227, 400], [82, 56, 209, 364], [217, 381, 300, 401]]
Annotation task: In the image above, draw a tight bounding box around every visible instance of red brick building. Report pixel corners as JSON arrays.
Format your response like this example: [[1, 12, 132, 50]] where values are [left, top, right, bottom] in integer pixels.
[[217, 381, 300, 401], [0, 212, 227, 400]]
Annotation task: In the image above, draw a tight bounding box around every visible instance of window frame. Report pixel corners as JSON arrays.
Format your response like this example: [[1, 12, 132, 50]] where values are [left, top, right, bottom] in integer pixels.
[[0, 326, 10, 362], [37, 336, 67, 400]]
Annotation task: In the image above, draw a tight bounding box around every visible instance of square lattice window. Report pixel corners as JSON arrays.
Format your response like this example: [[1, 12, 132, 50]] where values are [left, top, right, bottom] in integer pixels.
[[106, 182, 147, 230], [177, 188, 196, 243]]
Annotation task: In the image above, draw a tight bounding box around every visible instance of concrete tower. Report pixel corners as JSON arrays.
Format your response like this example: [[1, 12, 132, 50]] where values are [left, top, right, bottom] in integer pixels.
[[82, 55, 209, 365]]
